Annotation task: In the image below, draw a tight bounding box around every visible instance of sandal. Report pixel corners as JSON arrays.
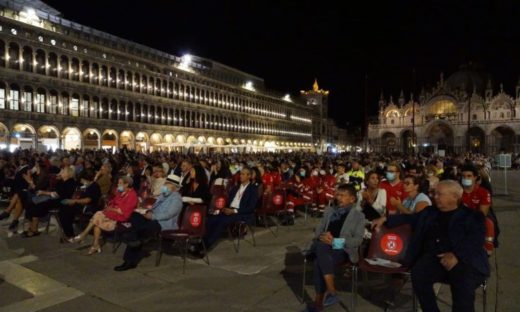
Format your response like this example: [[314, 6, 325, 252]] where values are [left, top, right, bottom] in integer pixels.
[[87, 246, 101, 255], [21, 230, 41, 238]]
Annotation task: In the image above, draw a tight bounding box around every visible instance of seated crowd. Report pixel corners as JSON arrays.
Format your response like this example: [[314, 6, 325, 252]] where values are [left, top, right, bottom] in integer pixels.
[[0, 149, 497, 312]]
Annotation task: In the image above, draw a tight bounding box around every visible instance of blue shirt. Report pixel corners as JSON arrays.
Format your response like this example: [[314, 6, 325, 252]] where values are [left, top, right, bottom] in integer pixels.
[[402, 192, 431, 213], [151, 191, 183, 231]]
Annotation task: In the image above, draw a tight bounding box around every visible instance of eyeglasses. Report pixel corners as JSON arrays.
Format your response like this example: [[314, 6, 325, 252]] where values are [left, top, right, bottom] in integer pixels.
[[387, 170, 399, 173]]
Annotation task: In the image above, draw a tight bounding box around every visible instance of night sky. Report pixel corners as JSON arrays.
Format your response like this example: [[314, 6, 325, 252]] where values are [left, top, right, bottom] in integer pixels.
[[44, 0, 520, 133]]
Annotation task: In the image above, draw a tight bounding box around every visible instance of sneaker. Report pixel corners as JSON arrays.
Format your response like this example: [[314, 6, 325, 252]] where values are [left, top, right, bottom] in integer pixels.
[[323, 293, 340, 307], [0, 211, 10, 220], [8, 220, 19, 232]]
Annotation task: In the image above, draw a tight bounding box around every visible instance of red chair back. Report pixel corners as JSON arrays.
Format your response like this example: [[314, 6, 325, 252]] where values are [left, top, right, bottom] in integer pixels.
[[257, 189, 285, 214], [366, 224, 411, 264], [178, 204, 207, 237], [210, 184, 226, 196], [209, 192, 228, 212]]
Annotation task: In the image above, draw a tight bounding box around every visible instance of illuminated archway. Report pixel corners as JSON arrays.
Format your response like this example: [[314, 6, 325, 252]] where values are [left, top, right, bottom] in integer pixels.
[[150, 133, 163, 151], [120, 130, 135, 150], [136, 132, 149, 153], [62, 127, 82, 151], [12, 124, 36, 150], [37, 125, 60, 151], [83, 128, 101, 150], [0, 123, 8, 149], [102, 129, 118, 152]]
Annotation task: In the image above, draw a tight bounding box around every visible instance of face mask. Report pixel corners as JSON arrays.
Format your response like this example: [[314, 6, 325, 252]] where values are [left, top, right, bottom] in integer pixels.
[[461, 178, 473, 187], [161, 185, 170, 195], [311, 170, 318, 177], [427, 172, 434, 177], [385, 172, 396, 182], [117, 186, 124, 193], [299, 170, 306, 177]]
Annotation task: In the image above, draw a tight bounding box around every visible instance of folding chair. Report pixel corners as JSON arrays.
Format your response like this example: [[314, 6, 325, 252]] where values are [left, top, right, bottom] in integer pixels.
[[355, 224, 415, 311], [156, 204, 210, 273], [227, 214, 256, 253], [255, 189, 286, 236]]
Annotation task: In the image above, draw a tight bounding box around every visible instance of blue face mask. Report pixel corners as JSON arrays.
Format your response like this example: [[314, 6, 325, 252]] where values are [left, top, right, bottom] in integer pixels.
[[461, 178, 473, 187], [117, 185, 124, 193], [299, 170, 306, 177], [161, 185, 170, 195], [385, 172, 396, 182]]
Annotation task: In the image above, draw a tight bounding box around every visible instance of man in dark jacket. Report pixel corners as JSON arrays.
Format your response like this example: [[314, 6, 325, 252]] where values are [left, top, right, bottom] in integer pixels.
[[202, 167, 258, 250], [372, 180, 489, 312]]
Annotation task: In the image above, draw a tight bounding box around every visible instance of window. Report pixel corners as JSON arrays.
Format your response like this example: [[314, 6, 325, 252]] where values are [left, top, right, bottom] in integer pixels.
[[23, 91, 32, 111], [472, 114, 477, 120], [0, 87, 4, 109], [49, 93, 58, 114], [35, 92, 45, 113], [70, 97, 79, 117], [9, 89, 19, 110]]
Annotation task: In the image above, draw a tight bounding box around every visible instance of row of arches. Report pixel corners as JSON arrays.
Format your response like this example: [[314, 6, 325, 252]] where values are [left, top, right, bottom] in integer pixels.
[[0, 82, 311, 137], [0, 40, 310, 122], [382, 96, 518, 127], [0, 123, 313, 153], [376, 122, 517, 154]]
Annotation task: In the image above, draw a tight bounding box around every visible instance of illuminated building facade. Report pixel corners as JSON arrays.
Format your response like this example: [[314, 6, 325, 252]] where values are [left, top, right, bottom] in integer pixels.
[[0, 0, 316, 153], [368, 65, 520, 155]]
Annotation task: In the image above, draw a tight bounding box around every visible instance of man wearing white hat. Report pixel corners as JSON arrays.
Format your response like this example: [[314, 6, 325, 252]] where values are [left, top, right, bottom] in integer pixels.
[[115, 173, 183, 271]]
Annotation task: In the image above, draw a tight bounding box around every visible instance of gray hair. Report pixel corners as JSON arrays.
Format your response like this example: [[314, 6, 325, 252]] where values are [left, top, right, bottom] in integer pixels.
[[437, 180, 463, 199], [120, 175, 133, 187]]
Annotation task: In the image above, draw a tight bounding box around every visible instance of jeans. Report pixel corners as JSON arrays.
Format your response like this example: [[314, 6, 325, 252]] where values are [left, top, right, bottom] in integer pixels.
[[313, 241, 349, 293]]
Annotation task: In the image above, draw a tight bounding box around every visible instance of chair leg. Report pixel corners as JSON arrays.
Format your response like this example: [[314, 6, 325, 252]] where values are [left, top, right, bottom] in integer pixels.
[[201, 239, 210, 265], [112, 231, 119, 253], [482, 280, 487, 312], [45, 217, 51, 234], [155, 237, 162, 267], [248, 224, 256, 247], [182, 238, 188, 274], [352, 265, 358, 312], [227, 224, 239, 253], [301, 258, 307, 303], [52, 213, 65, 242]]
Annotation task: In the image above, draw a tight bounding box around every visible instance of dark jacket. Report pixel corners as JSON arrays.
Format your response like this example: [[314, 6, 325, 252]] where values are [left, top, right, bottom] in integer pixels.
[[387, 204, 490, 276], [228, 183, 259, 215]]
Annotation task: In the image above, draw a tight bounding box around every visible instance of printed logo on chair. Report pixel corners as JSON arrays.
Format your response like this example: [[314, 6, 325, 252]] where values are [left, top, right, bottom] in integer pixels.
[[380, 233, 403, 256]]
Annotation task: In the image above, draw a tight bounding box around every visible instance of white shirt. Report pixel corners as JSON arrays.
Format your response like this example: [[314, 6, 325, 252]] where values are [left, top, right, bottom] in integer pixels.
[[230, 182, 249, 209]]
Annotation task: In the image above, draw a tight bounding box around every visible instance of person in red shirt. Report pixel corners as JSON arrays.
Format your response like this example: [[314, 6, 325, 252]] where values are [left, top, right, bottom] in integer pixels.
[[460, 164, 494, 254], [379, 163, 408, 216], [259, 165, 274, 194], [317, 170, 336, 210], [73, 176, 138, 254]]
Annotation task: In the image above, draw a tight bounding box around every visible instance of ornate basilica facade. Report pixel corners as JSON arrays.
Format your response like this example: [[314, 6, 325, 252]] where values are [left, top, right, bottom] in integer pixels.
[[0, 0, 348, 153], [368, 65, 520, 155]]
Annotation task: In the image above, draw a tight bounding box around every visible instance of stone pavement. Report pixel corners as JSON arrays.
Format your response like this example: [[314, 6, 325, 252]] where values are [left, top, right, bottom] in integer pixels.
[[0, 170, 519, 312]]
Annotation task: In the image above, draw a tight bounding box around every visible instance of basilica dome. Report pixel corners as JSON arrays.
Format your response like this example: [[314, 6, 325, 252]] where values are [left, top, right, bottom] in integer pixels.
[[445, 63, 489, 95]]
